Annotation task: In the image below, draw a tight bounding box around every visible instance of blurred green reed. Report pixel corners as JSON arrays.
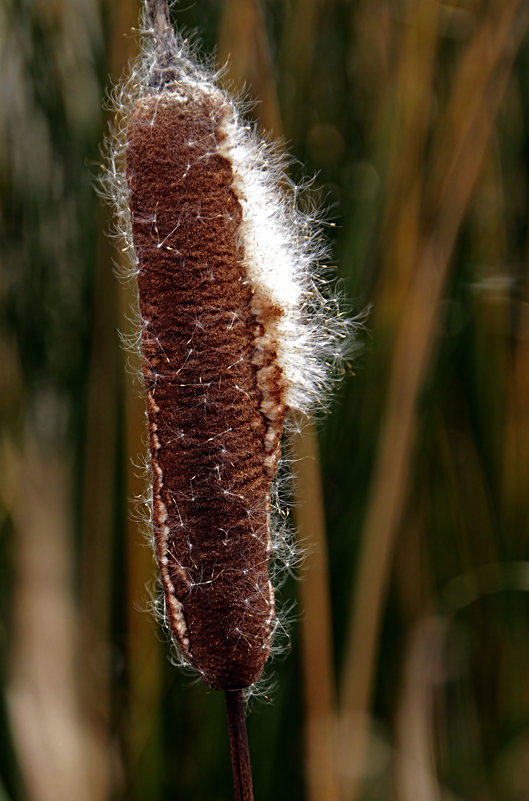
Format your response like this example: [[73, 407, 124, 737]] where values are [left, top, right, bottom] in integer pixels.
[[1, 1, 529, 800]]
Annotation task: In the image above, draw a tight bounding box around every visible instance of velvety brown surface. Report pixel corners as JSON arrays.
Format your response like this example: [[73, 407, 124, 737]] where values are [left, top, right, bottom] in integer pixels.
[[126, 91, 275, 689]]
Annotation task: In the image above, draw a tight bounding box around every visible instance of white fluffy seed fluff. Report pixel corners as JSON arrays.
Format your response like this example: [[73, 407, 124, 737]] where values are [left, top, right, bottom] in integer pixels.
[[100, 3, 353, 692]]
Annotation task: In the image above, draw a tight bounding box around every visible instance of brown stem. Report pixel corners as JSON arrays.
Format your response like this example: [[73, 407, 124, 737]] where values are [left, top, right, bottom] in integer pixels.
[[225, 690, 255, 801], [145, 0, 179, 85], [146, 0, 172, 34]]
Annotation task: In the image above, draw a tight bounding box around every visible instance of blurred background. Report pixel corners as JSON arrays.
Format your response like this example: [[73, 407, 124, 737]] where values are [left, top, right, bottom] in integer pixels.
[[1, 0, 529, 799]]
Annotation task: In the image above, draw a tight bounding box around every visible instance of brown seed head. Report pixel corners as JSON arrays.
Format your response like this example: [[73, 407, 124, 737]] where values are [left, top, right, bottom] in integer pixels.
[[126, 90, 285, 689]]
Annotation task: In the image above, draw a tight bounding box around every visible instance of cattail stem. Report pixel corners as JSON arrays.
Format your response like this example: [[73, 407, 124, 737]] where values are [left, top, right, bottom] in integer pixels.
[[225, 690, 254, 801], [146, 0, 174, 37], [146, 0, 179, 84]]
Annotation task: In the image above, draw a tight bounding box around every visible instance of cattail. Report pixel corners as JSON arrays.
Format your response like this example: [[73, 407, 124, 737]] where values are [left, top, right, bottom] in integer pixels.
[[102, 0, 350, 777]]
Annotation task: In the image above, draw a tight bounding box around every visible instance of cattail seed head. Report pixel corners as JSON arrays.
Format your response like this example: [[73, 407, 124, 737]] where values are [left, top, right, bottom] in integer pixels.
[[101, 2, 352, 692]]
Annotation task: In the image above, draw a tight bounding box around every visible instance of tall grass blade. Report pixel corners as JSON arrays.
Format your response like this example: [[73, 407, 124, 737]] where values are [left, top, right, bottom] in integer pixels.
[[339, 3, 527, 799]]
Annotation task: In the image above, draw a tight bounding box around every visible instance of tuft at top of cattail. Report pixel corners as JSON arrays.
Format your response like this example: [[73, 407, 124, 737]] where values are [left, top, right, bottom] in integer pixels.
[[101, 0, 352, 692]]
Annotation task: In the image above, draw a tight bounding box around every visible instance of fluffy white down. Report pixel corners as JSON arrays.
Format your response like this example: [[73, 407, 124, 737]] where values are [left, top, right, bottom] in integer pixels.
[[219, 112, 349, 413]]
